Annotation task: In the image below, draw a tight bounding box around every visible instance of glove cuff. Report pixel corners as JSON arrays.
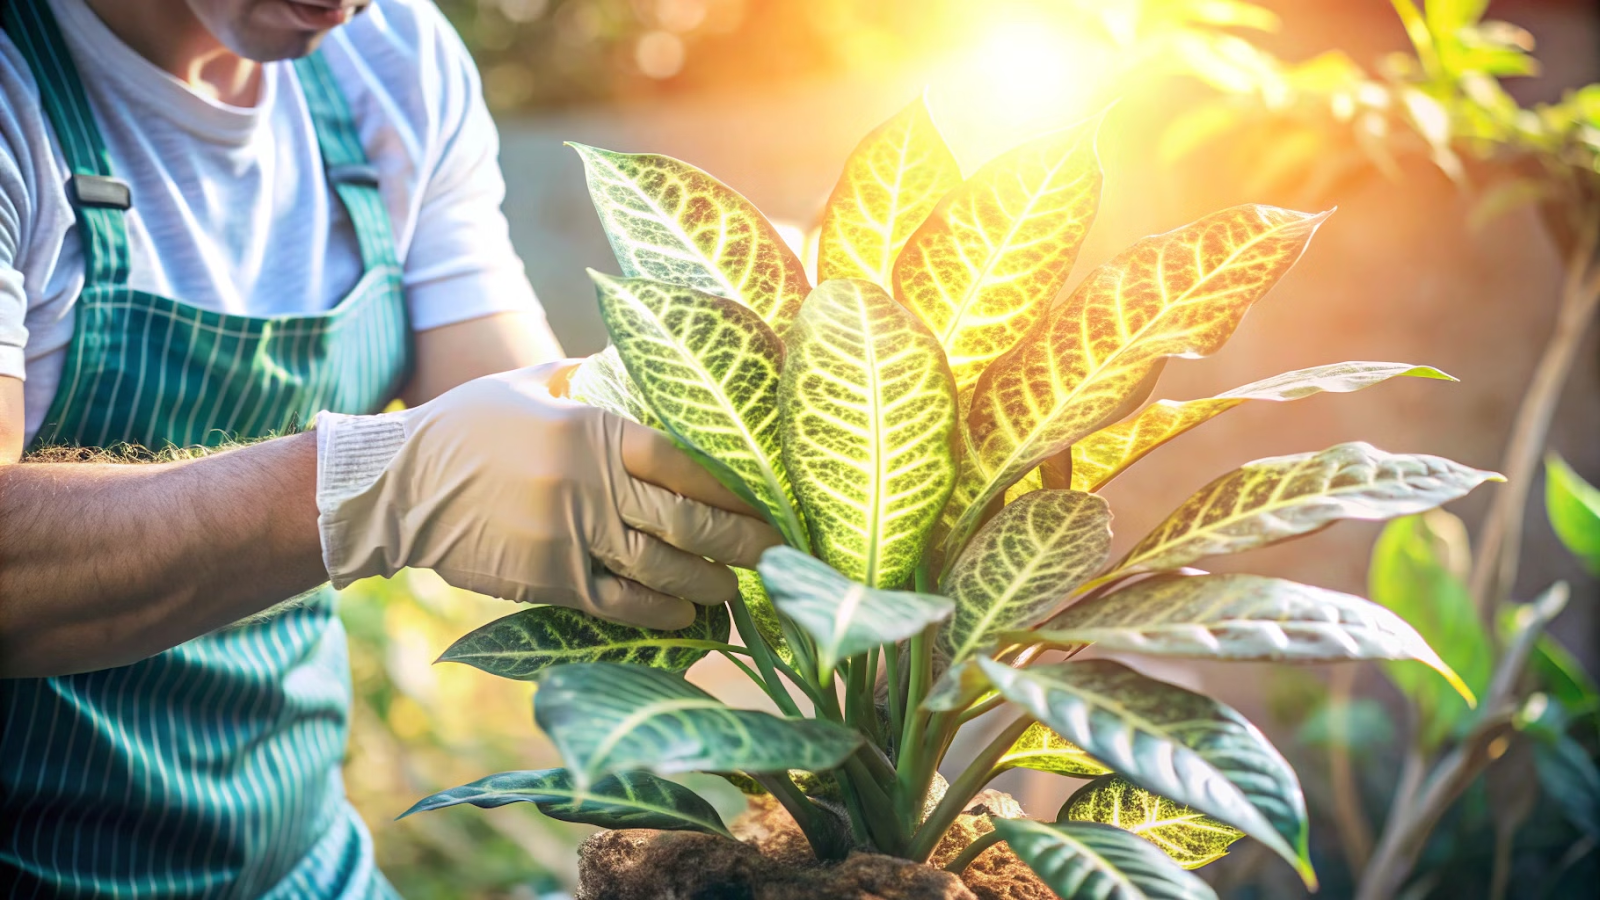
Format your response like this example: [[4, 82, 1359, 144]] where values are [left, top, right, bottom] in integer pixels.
[[314, 410, 409, 588]]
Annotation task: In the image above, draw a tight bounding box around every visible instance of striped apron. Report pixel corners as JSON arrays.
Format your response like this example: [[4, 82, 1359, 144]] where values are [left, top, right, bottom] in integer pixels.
[[0, 0, 411, 896]]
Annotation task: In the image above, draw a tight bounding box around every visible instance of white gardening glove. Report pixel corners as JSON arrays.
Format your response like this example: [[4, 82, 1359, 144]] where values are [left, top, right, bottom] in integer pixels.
[[314, 360, 782, 630]]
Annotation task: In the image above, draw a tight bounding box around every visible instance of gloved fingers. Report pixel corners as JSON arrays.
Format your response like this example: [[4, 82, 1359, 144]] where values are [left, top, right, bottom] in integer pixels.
[[590, 574, 700, 631], [596, 528, 740, 606], [617, 419, 759, 517], [618, 477, 784, 570]]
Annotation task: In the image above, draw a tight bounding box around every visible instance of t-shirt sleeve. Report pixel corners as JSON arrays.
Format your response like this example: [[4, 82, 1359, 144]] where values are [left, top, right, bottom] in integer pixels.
[[401, 4, 562, 359]]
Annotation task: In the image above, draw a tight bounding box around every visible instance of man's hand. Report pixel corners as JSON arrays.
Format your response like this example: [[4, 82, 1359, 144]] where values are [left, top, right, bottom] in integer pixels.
[[317, 361, 783, 630]]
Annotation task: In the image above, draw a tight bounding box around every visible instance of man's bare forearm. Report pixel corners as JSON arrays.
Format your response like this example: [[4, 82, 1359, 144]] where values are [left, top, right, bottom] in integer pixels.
[[0, 432, 327, 677]]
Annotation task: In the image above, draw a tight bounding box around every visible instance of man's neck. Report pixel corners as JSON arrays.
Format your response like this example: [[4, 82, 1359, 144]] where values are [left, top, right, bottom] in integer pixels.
[[84, 0, 261, 106]]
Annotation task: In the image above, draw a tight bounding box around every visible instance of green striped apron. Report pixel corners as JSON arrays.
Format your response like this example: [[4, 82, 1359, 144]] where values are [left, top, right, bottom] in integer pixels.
[[1, 0, 411, 896]]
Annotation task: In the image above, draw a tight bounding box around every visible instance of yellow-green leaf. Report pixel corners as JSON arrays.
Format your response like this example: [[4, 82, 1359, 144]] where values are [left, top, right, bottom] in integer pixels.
[[949, 205, 1330, 558], [1113, 442, 1502, 576], [996, 722, 1110, 778], [780, 279, 958, 586], [568, 346, 660, 428], [571, 143, 809, 332], [593, 272, 808, 547], [892, 117, 1103, 390], [1070, 362, 1454, 493], [1546, 453, 1600, 574], [939, 490, 1112, 662], [818, 97, 962, 290], [1024, 572, 1475, 704], [1059, 774, 1244, 870]]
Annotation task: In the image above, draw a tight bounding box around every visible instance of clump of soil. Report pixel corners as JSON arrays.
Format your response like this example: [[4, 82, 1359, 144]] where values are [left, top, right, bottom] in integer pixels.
[[575, 792, 1057, 900]]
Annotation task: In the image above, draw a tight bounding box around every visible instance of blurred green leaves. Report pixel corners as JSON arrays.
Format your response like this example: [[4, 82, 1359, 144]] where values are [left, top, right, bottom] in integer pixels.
[[1368, 511, 1492, 750]]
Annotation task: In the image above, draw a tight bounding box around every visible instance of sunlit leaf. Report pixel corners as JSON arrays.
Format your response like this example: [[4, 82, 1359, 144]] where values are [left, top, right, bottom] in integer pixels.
[[1112, 442, 1501, 576], [950, 205, 1330, 557], [571, 143, 809, 331], [992, 818, 1218, 900], [996, 722, 1110, 778], [534, 662, 861, 787], [1369, 512, 1493, 749], [1546, 454, 1600, 574], [922, 656, 994, 713], [437, 604, 731, 681], [1070, 362, 1454, 493], [893, 117, 1103, 390], [818, 97, 963, 289], [780, 279, 958, 586], [939, 490, 1112, 662], [1059, 774, 1244, 870], [758, 546, 953, 675], [1025, 573, 1474, 704], [568, 346, 659, 427], [398, 768, 731, 836], [979, 657, 1315, 886], [593, 272, 808, 547]]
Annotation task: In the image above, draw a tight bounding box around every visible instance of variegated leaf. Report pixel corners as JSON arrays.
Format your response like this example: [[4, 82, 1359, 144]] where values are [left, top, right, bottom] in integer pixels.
[[992, 819, 1218, 900], [818, 97, 962, 289], [1059, 774, 1243, 870], [996, 722, 1110, 778], [1114, 442, 1502, 575], [921, 656, 994, 712], [568, 346, 659, 427], [780, 279, 958, 586], [758, 547, 953, 676], [950, 205, 1330, 557], [398, 768, 731, 837], [437, 604, 730, 681], [1023, 573, 1474, 703], [535, 662, 862, 787], [939, 490, 1112, 662], [1070, 362, 1454, 492], [571, 143, 809, 331], [978, 658, 1315, 886], [893, 117, 1103, 390], [593, 272, 808, 547]]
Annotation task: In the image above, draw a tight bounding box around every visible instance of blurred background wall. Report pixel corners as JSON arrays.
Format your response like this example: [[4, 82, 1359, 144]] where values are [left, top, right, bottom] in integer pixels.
[[338, 1, 1600, 897]]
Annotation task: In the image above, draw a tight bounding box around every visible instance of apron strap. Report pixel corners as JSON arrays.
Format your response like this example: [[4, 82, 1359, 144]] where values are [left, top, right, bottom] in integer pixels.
[[2, 0, 132, 286], [292, 52, 400, 274]]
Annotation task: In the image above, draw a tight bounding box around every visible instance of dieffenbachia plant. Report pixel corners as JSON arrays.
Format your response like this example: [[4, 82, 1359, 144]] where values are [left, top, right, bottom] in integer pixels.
[[404, 99, 1501, 896]]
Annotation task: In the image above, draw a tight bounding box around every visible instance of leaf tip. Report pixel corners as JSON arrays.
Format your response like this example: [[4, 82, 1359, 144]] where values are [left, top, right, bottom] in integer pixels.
[[1441, 664, 1479, 708], [1407, 365, 1457, 382]]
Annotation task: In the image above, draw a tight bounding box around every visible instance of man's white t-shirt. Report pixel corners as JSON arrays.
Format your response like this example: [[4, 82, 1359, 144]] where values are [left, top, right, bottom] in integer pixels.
[[0, 0, 560, 445]]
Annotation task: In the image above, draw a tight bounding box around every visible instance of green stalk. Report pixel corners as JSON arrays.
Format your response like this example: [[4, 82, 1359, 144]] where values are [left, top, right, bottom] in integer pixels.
[[757, 772, 847, 861], [885, 642, 904, 751], [944, 828, 1004, 874], [729, 590, 804, 718], [718, 649, 765, 689], [908, 714, 1033, 862], [842, 756, 908, 855]]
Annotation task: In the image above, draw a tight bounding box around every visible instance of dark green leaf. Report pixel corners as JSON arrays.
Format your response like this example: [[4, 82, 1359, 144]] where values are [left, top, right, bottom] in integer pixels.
[[398, 767, 731, 836], [979, 657, 1315, 887], [1534, 734, 1600, 840], [534, 662, 862, 787], [438, 604, 731, 681]]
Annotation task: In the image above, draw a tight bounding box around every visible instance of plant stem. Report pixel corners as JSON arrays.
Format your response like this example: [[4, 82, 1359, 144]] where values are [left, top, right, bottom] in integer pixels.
[[718, 649, 765, 689], [895, 625, 937, 827], [843, 755, 907, 855], [729, 591, 804, 718], [885, 642, 904, 753], [944, 828, 1004, 875], [1470, 227, 1600, 612], [907, 714, 1033, 862], [1327, 665, 1375, 872], [1357, 584, 1569, 900], [756, 772, 847, 862]]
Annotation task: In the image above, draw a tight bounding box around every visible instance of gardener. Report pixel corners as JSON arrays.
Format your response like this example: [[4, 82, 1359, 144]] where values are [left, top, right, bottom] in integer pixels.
[[0, 0, 781, 896]]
